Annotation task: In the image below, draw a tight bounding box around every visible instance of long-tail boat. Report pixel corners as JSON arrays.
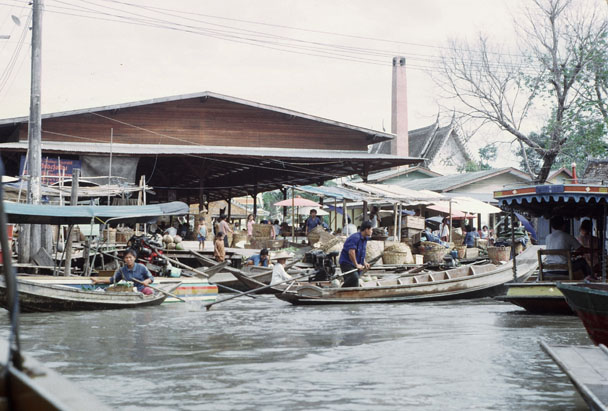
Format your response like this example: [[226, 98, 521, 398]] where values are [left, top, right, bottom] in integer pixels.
[[276, 246, 538, 305]]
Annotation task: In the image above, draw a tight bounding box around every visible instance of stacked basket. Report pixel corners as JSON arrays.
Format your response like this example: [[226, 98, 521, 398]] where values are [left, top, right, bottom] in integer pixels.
[[488, 246, 511, 264], [419, 241, 448, 263], [383, 241, 414, 265]]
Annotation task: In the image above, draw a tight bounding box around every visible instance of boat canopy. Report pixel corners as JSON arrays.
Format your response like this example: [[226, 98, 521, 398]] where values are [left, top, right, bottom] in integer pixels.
[[3, 201, 188, 225], [494, 184, 608, 217]]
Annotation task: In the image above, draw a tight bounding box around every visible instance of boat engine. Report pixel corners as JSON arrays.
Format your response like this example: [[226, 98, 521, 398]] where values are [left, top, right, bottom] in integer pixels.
[[304, 249, 338, 281], [127, 234, 180, 277]]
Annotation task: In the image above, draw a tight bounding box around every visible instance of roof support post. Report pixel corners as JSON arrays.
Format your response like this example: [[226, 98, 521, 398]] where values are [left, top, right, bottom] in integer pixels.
[[228, 195, 232, 221], [280, 187, 287, 219], [603, 205, 606, 283], [511, 207, 517, 281], [252, 189, 258, 218], [64, 168, 79, 276]]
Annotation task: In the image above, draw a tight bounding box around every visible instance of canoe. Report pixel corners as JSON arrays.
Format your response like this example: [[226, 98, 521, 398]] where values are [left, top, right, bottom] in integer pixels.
[[0, 278, 181, 312], [276, 246, 539, 305], [558, 283, 608, 345], [11, 275, 217, 304]]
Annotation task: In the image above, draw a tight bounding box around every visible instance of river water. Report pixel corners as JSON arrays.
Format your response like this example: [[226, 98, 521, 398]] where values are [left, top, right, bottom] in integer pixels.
[[1, 296, 591, 410]]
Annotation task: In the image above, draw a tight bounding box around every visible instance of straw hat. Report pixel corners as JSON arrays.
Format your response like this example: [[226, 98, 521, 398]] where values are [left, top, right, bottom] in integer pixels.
[[272, 251, 291, 261]]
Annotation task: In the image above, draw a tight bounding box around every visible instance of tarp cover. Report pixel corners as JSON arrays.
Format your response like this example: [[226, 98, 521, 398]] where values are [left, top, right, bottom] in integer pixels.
[[4, 201, 188, 225], [80, 155, 139, 184]]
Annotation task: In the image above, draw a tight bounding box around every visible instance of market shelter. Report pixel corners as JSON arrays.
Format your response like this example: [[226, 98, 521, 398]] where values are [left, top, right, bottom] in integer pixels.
[[0, 92, 423, 203]]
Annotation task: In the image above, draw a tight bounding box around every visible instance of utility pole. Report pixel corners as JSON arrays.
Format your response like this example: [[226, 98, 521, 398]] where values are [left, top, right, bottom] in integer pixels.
[[27, 0, 43, 259]]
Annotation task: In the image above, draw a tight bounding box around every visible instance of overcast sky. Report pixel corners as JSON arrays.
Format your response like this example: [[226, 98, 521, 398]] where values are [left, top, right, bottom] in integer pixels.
[[0, 0, 532, 161]]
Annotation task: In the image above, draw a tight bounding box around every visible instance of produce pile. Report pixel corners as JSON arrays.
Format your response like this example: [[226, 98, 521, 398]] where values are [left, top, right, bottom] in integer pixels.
[[163, 234, 185, 250]]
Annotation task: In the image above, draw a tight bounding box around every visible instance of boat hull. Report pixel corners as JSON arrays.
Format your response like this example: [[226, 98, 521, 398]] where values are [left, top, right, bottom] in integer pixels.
[[276, 246, 538, 305], [495, 283, 574, 315], [558, 283, 608, 345], [13, 275, 217, 303], [0, 279, 181, 313]]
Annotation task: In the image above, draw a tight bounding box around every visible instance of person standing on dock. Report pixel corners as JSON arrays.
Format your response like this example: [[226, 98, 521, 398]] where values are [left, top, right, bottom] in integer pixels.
[[218, 215, 233, 248], [197, 218, 207, 251], [304, 209, 322, 235], [339, 221, 372, 287], [91, 249, 154, 295], [214, 232, 226, 262]]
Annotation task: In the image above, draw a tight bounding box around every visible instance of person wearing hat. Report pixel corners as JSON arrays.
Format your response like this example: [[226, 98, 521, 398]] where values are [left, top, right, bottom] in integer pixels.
[[338, 220, 373, 287], [245, 248, 270, 267], [270, 251, 292, 285]]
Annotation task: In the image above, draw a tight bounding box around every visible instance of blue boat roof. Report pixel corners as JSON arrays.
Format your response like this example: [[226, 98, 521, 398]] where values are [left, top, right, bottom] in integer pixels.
[[3, 201, 188, 225]]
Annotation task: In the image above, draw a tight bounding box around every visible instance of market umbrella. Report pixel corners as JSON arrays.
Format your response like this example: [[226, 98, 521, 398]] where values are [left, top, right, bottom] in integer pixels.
[[274, 196, 321, 207], [299, 206, 329, 216]]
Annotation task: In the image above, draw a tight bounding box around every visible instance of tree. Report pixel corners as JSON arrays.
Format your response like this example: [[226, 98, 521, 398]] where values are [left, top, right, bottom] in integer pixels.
[[458, 144, 497, 172], [438, 0, 608, 182]]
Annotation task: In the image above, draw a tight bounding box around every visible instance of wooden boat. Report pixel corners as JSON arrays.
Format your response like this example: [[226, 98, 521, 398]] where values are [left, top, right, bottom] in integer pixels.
[[493, 183, 608, 314], [276, 245, 539, 305], [0, 278, 181, 312], [495, 281, 574, 314], [541, 342, 608, 410], [558, 283, 608, 344]]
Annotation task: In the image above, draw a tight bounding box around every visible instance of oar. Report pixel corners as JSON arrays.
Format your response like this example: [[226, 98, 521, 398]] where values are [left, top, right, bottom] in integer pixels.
[[131, 278, 187, 302], [204, 272, 311, 311]]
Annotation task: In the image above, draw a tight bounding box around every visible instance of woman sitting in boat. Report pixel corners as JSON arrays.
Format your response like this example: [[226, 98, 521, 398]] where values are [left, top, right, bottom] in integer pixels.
[[245, 248, 270, 267], [270, 251, 292, 285], [91, 249, 155, 295], [338, 220, 373, 287], [577, 219, 600, 272]]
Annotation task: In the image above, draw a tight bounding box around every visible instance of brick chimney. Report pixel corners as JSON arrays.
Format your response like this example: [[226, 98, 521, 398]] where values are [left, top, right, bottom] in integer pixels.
[[390, 56, 409, 157]]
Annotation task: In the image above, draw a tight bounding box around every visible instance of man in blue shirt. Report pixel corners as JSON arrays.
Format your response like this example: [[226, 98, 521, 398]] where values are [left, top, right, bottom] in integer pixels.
[[339, 221, 373, 287], [245, 248, 270, 267], [92, 249, 155, 295], [304, 209, 322, 235]]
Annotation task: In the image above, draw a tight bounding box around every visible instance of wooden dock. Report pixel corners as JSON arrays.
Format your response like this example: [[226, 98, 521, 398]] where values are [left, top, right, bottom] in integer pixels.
[[541, 342, 608, 410]]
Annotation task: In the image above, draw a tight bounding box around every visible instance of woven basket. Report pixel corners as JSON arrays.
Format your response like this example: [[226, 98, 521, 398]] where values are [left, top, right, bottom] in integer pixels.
[[322, 236, 344, 254], [455, 245, 467, 259], [366, 240, 385, 263], [383, 251, 408, 265], [232, 231, 248, 247], [384, 241, 415, 264], [422, 248, 448, 263], [384, 241, 408, 253], [451, 231, 464, 246], [252, 223, 273, 238], [488, 246, 511, 264], [307, 226, 325, 244], [107, 284, 134, 293], [420, 241, 444, 250]]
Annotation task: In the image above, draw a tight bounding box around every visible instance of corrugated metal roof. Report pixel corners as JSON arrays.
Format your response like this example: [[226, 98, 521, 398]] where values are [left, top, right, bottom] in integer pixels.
[[398, 168, 532, 192], [0, 91, 395, 142], [0, 141, 425, 162]]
